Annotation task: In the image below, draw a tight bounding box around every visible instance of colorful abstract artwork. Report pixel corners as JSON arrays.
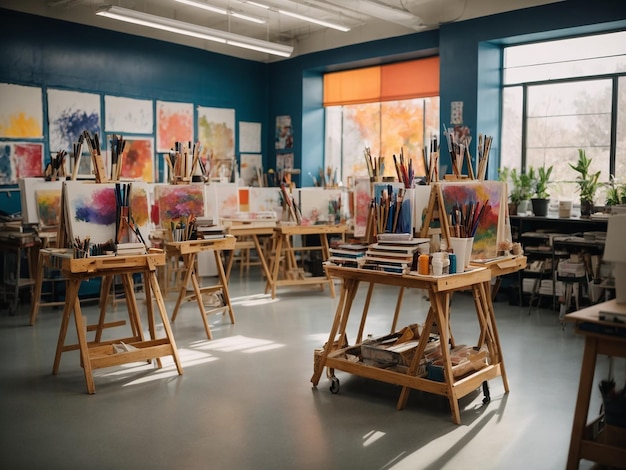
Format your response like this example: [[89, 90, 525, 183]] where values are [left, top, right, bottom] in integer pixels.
[[105, 95, 153, 133], [19, 178, 63, 224], [117, 137, 154, 182], [156, 101, 193, 152], [35, 189, 62, 227], [64, 181, 117, 244], [197, 106, 235, 159], [0, 83, 43, 138], [155, 184, 204, 229], [47, 89, 100, 153], [0, 142, 44, 184], [439, 181, 509, 260]]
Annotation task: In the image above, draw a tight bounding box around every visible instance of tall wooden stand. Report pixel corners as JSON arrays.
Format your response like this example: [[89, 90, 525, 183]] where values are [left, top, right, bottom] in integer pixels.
[[266, 224, 347, 299], [52, 252, 182, 394], [167, 236, 236, 340]]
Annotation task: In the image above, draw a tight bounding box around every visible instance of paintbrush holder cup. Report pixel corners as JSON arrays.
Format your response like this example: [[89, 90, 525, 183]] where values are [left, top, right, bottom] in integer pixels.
[[449, 237, 474, 272]]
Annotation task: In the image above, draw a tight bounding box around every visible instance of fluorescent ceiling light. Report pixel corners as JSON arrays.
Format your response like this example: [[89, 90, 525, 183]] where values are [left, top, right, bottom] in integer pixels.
[[244, 1, 350, 32], [96, 6, 293, 57], [173, 0, 266, 24], [278, 10, 350, 32]]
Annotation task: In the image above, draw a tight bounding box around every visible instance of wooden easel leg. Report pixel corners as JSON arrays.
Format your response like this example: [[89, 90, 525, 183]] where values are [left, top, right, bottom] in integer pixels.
[[171, 253, 195, 322], [214, 249, 235, 325], [148, 271, 183, 375], [122, 273, 144, 341], [143, 269, 162, 369], [53, 280, 80, 374], [72, 292, 96, 394], [95, 275, 113, 342], [191, 268, 212, 340]]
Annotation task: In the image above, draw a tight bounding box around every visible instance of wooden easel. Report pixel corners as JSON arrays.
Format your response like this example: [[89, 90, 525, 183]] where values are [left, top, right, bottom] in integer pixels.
[[419, 183, 451, 248]]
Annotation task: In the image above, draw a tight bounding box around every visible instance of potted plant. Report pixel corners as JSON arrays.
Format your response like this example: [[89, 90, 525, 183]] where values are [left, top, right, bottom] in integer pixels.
[[517, 167, 534, 215], [569, 149, 601, 217], [605, 175, 626, 207], [531, 164, 553, 216]]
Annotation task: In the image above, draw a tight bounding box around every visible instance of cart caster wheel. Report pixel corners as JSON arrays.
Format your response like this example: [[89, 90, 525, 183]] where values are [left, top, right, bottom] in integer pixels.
[[329, 377, 340, 394], [482, 381, 491, 404]]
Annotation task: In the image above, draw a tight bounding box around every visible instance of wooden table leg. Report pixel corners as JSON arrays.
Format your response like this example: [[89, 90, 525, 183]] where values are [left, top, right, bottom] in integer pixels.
[[320, 235, 336, 298], [29, 250, 46, 326], [479, 281, 509, 392], [143, 269, 162, 369], [311, 278, 357, 386], [189, 263, 213, 340], [252, 234, 272, 282], [566, 336, 598, 470], [269, 234, 283, 299], [390, 287, 405, 334], [356, 283, 374, 344]]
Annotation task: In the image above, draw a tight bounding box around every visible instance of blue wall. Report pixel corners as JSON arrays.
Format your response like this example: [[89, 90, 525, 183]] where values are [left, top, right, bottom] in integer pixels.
[[2, 0, 626, 215]]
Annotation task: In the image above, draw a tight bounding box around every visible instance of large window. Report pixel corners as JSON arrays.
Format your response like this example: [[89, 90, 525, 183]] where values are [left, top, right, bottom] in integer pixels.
[[501, 31, 626, 204], [323, 58, 440, 185]]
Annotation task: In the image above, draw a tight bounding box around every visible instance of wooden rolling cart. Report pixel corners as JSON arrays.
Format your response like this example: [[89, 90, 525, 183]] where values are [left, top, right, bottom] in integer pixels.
[[564, 299, 626, 469], [312, 265, 509, 425], [167, 236, 236, 340], [266, 224, 347, 299], [52, 252, 183, 394]]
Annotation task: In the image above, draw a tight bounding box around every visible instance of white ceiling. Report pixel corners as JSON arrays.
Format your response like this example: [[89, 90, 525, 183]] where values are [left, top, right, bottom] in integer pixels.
[[1, 0, 564, 62]]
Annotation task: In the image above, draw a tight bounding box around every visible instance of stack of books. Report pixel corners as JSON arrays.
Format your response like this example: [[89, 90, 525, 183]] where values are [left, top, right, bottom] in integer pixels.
[[195, 217, 226, 240], [327, 243, 368, 269], [362, 237, 428, 274], [116, 242, 146, 256]]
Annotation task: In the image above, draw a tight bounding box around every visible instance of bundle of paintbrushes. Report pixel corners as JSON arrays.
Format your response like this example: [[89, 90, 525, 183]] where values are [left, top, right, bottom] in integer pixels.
[[279, 183, 301, 223], [422, 134, 439, 184], [443, 125, 473, 178], [371, 185, 410, 235], [109, 134, 126, 181], [70, 134, 84, 180], [114, 182, 131, 244], [44, 150, 67, 181], [477, 134, 493, 180], [82, 130, 107, 182], [364, 147, 385, 182], [448, 200, 487, 238], [170, 215, 197, 242], [392, 148, 414, 188], [164, 141, 204, 183]]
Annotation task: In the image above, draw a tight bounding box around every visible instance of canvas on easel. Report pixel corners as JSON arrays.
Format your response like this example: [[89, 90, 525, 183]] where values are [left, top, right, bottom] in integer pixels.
[[155, 184, 204, 229], [63, 181, 117, 245], [438, 181, 510, 261]]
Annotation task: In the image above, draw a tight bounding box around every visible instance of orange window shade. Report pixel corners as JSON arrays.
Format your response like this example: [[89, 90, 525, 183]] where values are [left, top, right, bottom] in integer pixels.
[[381, 56, 439, 101], [323, 57, 439, 106], [323, 66, 381, 106]]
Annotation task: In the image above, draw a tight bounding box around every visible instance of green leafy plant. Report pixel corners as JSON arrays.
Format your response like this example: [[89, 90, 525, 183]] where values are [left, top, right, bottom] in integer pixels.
[[499, 167, 533, 205], [569, 149, 601, 204], [499, 167, 521, 205], [605, 175, 626, 206], [532, 164, 553, 199]]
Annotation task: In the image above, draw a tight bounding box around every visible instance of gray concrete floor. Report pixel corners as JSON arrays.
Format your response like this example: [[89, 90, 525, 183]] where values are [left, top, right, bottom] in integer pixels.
[[0, 269, 620, 469]]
